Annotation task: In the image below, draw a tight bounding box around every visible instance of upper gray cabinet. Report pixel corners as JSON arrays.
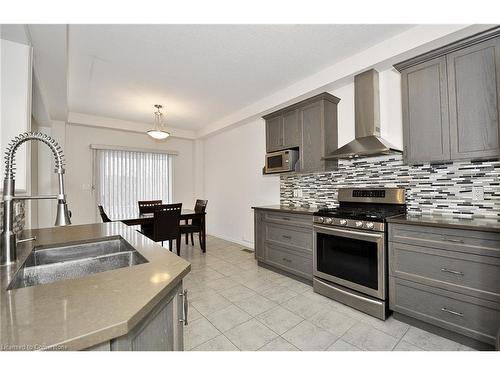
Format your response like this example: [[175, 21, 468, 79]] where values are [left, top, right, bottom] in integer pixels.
[[401, 57, 451, 163], [395, 27, 500, 164], [265, 109, 300, 152], [265, 115, 284, 152], [447, 37, 500, 160], [282, 109, 301, 148], [263, 93, 340, 173]]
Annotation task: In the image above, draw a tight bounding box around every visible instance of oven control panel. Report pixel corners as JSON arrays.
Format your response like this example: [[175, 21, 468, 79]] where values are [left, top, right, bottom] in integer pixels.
[[313, 216, 384, 232]]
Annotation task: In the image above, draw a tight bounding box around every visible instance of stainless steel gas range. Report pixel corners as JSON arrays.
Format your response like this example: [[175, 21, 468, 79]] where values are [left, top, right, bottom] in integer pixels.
[[312, 188, 406, 320]]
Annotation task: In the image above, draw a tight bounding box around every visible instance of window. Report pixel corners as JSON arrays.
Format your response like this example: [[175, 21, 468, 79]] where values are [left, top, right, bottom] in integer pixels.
[[94, 148, 173, 220]]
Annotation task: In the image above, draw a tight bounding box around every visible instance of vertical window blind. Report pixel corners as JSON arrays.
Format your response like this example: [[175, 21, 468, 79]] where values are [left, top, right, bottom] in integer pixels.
[[95, 149, 173, 220]]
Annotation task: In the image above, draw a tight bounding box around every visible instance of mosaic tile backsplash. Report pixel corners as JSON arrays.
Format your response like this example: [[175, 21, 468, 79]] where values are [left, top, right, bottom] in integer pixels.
[[0, 201, 26, 234], [280, 154, 500, 219]]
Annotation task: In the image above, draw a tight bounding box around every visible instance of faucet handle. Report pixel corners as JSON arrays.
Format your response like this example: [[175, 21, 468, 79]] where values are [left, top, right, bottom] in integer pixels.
[[16, 236, 36, 244]]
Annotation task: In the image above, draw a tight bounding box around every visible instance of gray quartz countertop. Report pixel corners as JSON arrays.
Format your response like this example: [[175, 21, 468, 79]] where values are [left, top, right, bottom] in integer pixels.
[[387, 214, 500, 233], [251, 205, 318, 215], [0, 222, 190, 351]]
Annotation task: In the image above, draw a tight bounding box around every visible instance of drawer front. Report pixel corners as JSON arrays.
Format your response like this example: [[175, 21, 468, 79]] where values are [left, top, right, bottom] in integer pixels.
[[264, 243, 312, 280], [391, 278, 500, 344], [389, 223, 500, 258], [265, 222, 312, 252], [390, 242, 500, 301], [263, 211, 313, 228]]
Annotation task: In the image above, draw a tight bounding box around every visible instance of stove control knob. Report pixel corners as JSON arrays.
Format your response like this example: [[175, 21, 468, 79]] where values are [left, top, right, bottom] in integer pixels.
[[365, 222, 374, 229], [355, 221, 363, 228], [317, 217, 324, 223], [339, 219, 348, 226], [325, 217, 333, 224]]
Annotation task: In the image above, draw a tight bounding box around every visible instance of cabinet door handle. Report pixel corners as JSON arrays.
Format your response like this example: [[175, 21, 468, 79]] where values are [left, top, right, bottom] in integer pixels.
[[179, 290, 188, 326], [282, 257, 292, 263], [281, 217, 291, 221], [441, 307, 463, 317], [440, 268, 464, 276], [282, 235, 292, 239], [442, 237, 464, 244]]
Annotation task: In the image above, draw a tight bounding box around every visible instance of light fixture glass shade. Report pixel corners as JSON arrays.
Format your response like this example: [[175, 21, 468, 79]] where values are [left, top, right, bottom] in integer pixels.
[[147, 129, 170, 139], [147, 104, 170, 140]]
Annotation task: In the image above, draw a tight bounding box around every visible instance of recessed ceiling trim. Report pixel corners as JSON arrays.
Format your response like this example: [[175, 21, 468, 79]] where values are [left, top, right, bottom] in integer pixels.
[[67, 112, 196, 140]]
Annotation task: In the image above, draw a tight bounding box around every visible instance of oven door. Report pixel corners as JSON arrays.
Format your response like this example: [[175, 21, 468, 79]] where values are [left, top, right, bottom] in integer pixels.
[[313, 224, 386, 299]]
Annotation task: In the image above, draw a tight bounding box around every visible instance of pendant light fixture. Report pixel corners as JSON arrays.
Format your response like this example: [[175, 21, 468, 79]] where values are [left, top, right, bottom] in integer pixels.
[[147, 104, 170, 140]]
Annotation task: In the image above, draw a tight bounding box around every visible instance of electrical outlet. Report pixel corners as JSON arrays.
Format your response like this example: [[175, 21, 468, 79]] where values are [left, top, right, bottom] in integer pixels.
[[297, 189, 303, 198], [472, 186, 484, 201], [293, 189, 298, 198]]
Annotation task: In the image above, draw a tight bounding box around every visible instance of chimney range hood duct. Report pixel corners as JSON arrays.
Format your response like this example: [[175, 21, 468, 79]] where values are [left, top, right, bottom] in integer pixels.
[[324, 69, 402, 159]]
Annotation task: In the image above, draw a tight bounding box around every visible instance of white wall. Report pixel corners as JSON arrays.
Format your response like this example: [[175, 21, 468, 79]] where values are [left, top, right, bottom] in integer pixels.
[[0, 38, 32, 193], [203, 119, 280, 247], [202, 68, 403, 248], [36, 123, 196, 227]]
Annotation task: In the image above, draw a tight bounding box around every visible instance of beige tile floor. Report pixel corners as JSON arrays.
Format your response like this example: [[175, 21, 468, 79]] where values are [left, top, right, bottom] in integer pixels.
[[176, 235, 474, 351]]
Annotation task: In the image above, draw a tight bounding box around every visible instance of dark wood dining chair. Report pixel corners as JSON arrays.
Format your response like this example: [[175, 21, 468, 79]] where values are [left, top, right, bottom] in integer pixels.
[[180, 199, 207, 250], [138, 200, 162, 232], [138, 200, 163, 214], [143, 203, 183, 255], [98, 205, 112, 223]]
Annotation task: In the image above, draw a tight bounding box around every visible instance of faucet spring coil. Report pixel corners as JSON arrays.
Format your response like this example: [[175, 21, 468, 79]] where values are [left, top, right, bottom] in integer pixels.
[[4, 132, 65, 179]]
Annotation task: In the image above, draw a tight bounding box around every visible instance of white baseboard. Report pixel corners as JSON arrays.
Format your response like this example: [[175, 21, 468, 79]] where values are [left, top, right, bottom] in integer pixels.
[[207, 233, 254, 251]]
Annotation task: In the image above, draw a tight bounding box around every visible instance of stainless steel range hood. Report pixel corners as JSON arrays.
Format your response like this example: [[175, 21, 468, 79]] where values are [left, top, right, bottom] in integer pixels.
[[324, 69, 402, 159]]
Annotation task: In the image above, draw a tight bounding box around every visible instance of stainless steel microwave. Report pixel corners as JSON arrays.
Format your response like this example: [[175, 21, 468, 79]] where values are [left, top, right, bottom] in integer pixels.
[[264, 149, 299, 174]]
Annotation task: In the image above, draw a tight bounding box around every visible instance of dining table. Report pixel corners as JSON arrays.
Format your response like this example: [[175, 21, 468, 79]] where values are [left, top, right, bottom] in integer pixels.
[[120, 209, 207, 252]]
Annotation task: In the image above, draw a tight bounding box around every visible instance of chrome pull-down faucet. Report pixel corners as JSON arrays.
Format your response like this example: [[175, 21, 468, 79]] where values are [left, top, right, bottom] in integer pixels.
[[1, 132, 72, 266]]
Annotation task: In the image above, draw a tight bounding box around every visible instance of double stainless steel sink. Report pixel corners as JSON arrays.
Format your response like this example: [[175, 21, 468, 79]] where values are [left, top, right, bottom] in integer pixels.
[[8, 236, 148, 290]]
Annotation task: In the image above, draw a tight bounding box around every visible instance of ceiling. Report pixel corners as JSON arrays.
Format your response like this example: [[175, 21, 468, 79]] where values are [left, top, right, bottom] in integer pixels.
[[66, 24, 413, 131]]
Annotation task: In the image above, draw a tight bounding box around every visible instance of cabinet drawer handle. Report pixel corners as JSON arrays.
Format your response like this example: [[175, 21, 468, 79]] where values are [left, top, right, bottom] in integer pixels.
[[282, 257, 292, 263], [179, 290, 188, 326], [440, 268, 464, 276], [281, 217, 291, 221], [441, 307, 463, 317], [282, 235, 292, 239], [442, 237, 464, 244]]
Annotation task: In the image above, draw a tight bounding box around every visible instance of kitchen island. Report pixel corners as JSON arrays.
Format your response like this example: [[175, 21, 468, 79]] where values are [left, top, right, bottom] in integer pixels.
[[0, 222, 190, 351]]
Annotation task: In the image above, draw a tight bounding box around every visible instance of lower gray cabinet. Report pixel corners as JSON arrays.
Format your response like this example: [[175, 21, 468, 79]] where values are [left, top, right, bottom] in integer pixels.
[[390, 277, 500, 345], [254, 209, 313, 280], [389, 223, 500, 346], [87, 281, 186, 351]]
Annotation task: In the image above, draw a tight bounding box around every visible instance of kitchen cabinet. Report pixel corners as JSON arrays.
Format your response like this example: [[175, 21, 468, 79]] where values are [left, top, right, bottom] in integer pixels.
[[254, 208, 313, 281], [400, 57, 451, 163], [263, 93, 340, 173], [389, 222, 500, 347], [447, 37, 500, 160], [88, 282, 186, 351], [395, 27, 500, 164], [265, 110, 300, 152], [265, 115, 284, 152], [283, 109, 301, 148]]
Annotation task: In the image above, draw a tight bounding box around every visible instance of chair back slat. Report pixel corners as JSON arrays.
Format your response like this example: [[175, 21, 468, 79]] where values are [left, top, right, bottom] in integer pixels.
[[138, 200, 162, 214], [153, 203, 182, 242], [98, 205, 112, 223], [192, 199, 208, 226]]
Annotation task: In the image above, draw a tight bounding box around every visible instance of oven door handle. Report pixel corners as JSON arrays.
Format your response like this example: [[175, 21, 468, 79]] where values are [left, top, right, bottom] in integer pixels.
[[314, 225, 384, 242]]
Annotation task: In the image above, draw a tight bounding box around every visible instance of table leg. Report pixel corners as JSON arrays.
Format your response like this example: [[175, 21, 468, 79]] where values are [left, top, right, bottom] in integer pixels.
[[202, 215, 206, 253]]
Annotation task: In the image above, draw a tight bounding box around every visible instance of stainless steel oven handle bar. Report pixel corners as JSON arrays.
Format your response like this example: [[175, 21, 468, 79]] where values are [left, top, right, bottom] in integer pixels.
[[313, 224, 384, 241]]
